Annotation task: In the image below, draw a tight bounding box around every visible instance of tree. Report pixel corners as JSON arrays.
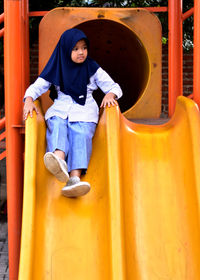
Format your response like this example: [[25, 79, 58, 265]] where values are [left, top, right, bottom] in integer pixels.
[[0, 0, 195, 51], [27, 0, 194, 50]]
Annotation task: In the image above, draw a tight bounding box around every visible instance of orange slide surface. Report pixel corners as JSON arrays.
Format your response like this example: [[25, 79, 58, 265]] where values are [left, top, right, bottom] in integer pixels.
[[19, 96, 200, 279]]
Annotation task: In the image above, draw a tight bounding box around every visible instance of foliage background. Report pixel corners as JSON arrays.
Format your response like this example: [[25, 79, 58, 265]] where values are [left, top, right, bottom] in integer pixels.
[[0, 0, 194, 58], [0, 0, 194, 110], [0, 0, 194, 86], [27, 0, 194, 50]]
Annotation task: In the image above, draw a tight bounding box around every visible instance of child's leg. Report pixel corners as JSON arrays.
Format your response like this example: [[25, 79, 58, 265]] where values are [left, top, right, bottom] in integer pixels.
[[61, 121, 96, 198], [46, 116, 69, 157], [67, 121, 96, 175], [70, 169, 82, 178], [44, 116, 69, 182], [54, 149, 65, 160]]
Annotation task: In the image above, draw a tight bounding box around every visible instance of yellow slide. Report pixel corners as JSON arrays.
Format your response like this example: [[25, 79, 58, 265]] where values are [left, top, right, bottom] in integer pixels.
[[19, 96, 200, 279]]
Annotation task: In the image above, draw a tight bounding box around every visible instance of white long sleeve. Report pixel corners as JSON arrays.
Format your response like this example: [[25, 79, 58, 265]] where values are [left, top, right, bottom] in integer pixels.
[[24, 67, 123, 123], [24, 78, 51, 101]]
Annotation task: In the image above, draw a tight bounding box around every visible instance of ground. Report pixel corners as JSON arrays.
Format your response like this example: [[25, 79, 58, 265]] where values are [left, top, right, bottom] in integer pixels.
[[0, 208, 9, 280]]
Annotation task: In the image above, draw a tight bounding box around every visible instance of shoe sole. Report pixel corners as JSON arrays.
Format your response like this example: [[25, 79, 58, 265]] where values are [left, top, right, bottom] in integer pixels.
[[44, 152, 69, 183], [61, 182, 90, 198]]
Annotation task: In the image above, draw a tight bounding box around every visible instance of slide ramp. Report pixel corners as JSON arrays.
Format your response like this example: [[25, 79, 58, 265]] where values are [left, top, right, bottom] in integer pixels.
[[19, 96, 200, 279]]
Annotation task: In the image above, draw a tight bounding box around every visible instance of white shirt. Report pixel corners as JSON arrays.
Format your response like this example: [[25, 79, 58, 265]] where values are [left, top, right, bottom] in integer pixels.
[[24, 67, 123, 124]]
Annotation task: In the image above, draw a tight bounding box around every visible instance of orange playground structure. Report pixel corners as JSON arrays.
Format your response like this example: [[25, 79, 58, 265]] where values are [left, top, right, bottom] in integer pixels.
[[1, 0, 200, 279]]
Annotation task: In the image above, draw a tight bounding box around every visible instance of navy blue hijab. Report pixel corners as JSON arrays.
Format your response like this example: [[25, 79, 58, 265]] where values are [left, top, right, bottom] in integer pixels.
[[40, 28, 99, 105]]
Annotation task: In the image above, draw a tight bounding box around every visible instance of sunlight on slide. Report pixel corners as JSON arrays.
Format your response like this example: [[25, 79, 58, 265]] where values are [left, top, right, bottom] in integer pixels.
[[19, 96, 200, 280]]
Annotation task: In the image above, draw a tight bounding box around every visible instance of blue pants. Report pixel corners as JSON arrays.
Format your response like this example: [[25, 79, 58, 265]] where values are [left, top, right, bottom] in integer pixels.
[[46, 116, 96, 173]]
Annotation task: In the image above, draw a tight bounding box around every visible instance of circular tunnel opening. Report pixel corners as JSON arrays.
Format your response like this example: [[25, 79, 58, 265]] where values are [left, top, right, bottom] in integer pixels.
[[76, 19, 150, 113]]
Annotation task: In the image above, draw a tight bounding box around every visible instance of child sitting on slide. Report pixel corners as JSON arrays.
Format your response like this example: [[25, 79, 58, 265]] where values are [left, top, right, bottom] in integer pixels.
[[23, 28, 123, 198]]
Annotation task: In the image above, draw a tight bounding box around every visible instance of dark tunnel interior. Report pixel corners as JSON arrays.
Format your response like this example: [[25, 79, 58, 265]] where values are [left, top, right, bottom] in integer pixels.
[[76, 19, 150, 113]]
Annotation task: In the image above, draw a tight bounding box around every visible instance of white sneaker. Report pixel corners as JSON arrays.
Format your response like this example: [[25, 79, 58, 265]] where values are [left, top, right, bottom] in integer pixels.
[[61, 176, 90, 198], [44, 152, 69, 183]]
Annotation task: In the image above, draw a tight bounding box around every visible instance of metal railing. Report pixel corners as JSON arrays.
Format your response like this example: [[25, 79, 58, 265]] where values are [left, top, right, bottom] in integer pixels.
[[2, 2, 199, 279], [0, 13, 5, 160]]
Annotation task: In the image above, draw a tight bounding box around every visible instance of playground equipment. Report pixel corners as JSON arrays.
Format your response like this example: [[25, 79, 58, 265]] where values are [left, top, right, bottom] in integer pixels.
[[1, 0, 200, 279], [38, 8, 161, 119], [19, 95, 200, 280]]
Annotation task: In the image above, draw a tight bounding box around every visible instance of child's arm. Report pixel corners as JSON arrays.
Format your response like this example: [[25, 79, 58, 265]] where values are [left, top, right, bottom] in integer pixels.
[[23, 96, 39, 120], [94, 67, 123, 108], [100, 92, 118, 108], [23, 77, 51, 120]]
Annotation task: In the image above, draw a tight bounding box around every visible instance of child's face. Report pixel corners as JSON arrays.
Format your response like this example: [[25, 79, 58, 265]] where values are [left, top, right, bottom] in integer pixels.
[[71, 39, 88, 63]]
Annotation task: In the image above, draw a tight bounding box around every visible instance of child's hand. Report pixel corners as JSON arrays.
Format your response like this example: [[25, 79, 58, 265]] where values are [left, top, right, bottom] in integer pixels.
[[23, 97, 39, 120], [100, 92, 118, 108]]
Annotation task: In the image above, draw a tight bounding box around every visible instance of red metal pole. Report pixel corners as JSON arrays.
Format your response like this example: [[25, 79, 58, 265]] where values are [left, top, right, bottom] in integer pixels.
[[29, 11, 48, 17], [193, 0, 200, 106], [22, 0, 30, 94], [182, 7, 194, 21], [168, 0, 183, 116], [4, 0, 28, 278], [0, 117, 5, 130], [0, 13, 4, 23]]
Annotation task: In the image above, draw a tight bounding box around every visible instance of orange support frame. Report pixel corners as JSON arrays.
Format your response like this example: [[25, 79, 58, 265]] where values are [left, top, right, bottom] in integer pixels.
[[168, 1, 199, 115], [193, 0, 200, 105], [0, 117, 6, 160], [0, 117, 5, 130], [2, 0, 199, 278], [4, 0, 29, 278], [0, 13, 4, 36], [168, 0, 183, 116]]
